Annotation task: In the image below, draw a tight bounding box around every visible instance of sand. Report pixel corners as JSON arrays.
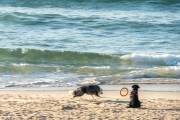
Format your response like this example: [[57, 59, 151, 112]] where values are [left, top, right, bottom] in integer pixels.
[[0, 90, 180, 120]]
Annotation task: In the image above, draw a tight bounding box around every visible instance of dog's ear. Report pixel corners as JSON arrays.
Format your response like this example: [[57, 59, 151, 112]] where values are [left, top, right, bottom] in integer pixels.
[[132, 84, 140, 89], [132, 85, 136, 88], [136, 85, 140, 88]]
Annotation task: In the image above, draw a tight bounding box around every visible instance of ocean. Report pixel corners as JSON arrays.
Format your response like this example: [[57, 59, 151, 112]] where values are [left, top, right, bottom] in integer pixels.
[[0, 0, 180, 89]]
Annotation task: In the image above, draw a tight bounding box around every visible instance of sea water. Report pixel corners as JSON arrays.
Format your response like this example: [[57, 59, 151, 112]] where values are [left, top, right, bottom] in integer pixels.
[[0, 0, 180, 88]]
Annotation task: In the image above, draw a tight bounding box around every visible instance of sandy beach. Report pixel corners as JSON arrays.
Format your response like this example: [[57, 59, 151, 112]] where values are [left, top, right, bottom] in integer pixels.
[[0, 90, 180, 120], [0, 0, 180, 119]]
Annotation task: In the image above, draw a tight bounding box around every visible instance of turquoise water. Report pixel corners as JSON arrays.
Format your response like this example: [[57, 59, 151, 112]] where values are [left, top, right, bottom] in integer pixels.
[[0, 0, 180, 88]]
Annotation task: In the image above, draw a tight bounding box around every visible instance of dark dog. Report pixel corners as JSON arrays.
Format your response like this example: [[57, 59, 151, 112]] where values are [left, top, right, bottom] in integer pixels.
[[71, 85, 103, 98], [129, 84, 141, 108]]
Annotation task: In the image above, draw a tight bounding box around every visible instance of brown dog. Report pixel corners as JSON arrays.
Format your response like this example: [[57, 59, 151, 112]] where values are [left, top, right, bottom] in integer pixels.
[[129, 84, 141, 108]]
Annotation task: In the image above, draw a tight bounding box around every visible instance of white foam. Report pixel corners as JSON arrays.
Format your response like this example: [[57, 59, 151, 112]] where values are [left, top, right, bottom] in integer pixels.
[[124, 66, 180, 79], [164, 66, 180, 71], [79, 77, 100, 85], [12, 63, 29, 66], [121, 53, 180, 66], [20, 48, 28, 54], [80, 66, 110, 69]]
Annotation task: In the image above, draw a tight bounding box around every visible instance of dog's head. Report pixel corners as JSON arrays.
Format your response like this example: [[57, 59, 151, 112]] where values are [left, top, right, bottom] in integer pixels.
[[132, 84, 140, 90], [72, 88, 84, 98]]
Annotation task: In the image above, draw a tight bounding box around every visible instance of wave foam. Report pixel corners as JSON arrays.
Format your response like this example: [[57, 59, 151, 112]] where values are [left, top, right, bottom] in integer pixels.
[[121, 53, 180, 66]]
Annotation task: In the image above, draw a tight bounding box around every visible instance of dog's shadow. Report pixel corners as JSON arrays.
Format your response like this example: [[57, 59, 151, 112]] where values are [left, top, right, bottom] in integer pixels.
[[92, 99, 129, 105], [74, 96, 129, 106], [140, 108, 180, 111], [104, 100, 129, 104]]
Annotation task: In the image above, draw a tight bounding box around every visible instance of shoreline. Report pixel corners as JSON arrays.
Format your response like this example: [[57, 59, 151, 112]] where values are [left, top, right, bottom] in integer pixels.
[[0, 90, 180, 100], [1, 84, 180, 92]]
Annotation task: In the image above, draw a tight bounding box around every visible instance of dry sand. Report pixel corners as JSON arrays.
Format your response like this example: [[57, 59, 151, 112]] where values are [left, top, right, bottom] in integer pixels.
[[0, 90, 180, 120]]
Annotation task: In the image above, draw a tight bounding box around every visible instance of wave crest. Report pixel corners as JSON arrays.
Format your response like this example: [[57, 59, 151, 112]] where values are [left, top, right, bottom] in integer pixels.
[[121, 53, 180, 66], [0, 48, 117, 65], [0, 48, 180, 66]]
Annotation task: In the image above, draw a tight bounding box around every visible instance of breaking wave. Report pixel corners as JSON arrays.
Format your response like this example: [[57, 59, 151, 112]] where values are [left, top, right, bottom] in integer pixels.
[[0, 48, 180, 66]]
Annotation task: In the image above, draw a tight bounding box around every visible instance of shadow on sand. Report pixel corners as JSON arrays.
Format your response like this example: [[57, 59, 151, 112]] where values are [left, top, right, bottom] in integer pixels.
[[104, 100, 129, 104], [140, 108, 180, 111]]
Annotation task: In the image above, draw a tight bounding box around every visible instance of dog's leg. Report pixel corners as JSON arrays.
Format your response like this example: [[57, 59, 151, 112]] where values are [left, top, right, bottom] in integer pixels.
[[95, 92, 100, 97], [91, 95, 95, 100]]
